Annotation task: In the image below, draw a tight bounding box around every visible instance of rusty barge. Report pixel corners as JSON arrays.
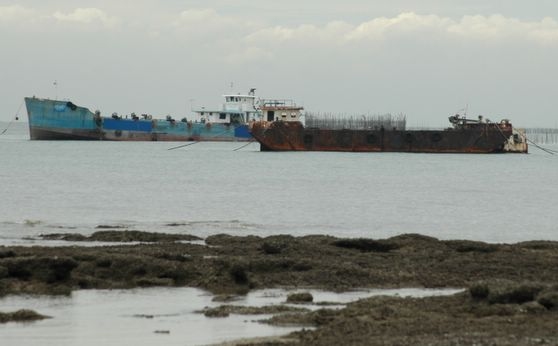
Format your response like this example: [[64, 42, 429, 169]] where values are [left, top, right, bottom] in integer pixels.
[[249, 114, 528, 153]]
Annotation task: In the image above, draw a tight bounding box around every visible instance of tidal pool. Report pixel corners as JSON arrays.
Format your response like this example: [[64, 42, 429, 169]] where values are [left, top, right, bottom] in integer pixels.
[[0, 287, 463, 346]]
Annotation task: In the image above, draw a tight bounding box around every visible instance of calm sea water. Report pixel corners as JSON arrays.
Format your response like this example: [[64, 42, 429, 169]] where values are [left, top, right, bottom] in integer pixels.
[[1, 121, 557, 345], [1, 121, 557, 244]]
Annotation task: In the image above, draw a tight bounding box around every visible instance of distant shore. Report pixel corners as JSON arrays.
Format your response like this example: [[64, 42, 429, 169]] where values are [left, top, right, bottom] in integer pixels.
[[2, 230, 558, 344]]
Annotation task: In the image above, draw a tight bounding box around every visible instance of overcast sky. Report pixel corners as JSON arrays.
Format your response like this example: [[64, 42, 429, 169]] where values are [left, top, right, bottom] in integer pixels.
[[2, 1, 558, 127]]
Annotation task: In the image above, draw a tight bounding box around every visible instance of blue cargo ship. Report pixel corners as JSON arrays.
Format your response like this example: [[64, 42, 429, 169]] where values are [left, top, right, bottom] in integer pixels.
[[24, 89, 270, 141]]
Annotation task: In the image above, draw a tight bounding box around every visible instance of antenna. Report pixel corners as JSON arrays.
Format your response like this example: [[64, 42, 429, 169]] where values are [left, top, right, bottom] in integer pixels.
[[53, 80, 58, 100], [456, 104, 468, 118]]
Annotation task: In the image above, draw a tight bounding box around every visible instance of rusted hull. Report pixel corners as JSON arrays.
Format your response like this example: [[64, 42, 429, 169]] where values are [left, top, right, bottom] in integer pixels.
[[250, 121, 528, 153]]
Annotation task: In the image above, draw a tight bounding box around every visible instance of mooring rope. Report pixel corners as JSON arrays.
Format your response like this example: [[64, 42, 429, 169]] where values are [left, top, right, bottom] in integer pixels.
[[490, 123, 549, 155], [509, 125, 557, 155], [167, 142, 199, 150], [0, 123, 11, 135], [1, 100, 24, 135], [233, 139, 256, 151], [492, 123, 511, 142], [167, 124, 245, 150], [526, 138, 557, 155]]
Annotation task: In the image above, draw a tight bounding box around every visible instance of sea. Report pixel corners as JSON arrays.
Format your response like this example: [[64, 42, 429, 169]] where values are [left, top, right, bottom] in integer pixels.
[[1, 120, 557, 345]]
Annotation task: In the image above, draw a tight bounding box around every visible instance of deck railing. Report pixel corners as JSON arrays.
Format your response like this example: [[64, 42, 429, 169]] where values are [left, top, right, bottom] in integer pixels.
[[304, 112, 406, 130]]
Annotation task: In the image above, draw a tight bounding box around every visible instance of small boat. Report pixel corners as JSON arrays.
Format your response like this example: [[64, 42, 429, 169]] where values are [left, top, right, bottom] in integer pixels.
[[249, 113, 528, 153], [25, 89, 298, 142]]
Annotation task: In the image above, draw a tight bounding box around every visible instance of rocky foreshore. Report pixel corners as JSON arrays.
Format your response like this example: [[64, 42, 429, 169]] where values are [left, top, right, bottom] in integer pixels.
[[1, 230, 558, 344]]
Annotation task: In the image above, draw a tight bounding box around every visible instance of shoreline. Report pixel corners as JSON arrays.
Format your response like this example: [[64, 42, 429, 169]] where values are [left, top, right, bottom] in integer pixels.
[[2, 231, 558, 344]]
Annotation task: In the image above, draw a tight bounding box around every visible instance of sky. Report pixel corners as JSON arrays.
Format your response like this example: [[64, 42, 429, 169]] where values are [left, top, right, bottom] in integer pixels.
[[1, 0, 558, 127]]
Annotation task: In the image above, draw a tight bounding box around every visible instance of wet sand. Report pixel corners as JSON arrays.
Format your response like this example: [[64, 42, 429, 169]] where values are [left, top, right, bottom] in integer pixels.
[[1, 231, 558, 344]]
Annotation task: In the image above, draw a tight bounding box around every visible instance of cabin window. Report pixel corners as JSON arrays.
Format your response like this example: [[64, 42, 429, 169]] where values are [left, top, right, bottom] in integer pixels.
[[200, 112, 204, 115], [291, 112, 297, 118], [220, 113, 227, 119]]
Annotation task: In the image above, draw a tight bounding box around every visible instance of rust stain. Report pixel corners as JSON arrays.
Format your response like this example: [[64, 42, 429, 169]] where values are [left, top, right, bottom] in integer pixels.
[[249, 120, 528, 153]]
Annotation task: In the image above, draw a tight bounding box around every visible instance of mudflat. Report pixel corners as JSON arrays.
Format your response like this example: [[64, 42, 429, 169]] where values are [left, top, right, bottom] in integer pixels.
[[1, 231, 558, 345]]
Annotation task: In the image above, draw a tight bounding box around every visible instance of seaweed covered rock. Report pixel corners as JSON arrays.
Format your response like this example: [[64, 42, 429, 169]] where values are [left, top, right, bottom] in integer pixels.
[[3, 256, 78, 283], [444, 240, 499, 253], [469, 280, 545, 305], [41, 230, 201, 243], [287, 292, 314, 303], [0, 309, 50, 323], [537, 288, 558, 310], [332, 238, 399, 253]]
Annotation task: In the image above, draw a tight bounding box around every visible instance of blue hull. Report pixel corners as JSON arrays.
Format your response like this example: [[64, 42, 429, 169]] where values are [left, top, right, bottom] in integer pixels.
[[24, 97, 253, 141]]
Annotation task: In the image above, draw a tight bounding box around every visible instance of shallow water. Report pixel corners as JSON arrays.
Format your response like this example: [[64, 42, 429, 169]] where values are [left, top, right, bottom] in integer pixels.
[[0, 287, 462, 346]]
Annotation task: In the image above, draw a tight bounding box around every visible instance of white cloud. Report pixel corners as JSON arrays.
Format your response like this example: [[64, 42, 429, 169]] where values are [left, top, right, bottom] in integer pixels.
[[241, 12, 558, 47], [532, 17, 558, 44], [246, 21, 351, 44], [52, 8, 117, 27], [6, 6, 558, 46], [448, 15, 558, 44], [346, 12, 452, 41], [0, 5, 36, 23], [211, 11, 558, 67], [171, 8, 257, 39], [174, 8, 220, 25]]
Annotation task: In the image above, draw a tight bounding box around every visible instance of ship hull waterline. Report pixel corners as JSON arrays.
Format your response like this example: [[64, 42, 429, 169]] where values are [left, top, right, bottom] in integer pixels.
[[28, 125, 252, 142], [249, 121, 528, 154]]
